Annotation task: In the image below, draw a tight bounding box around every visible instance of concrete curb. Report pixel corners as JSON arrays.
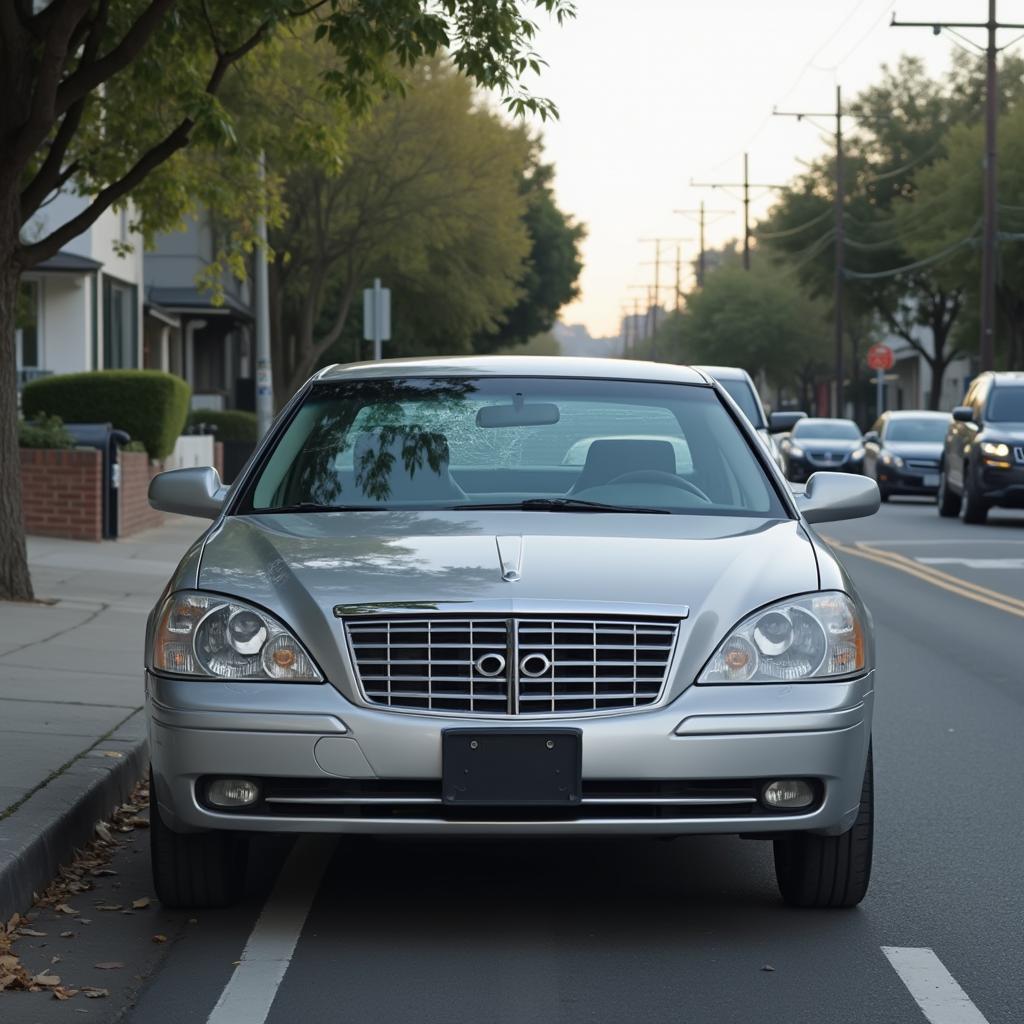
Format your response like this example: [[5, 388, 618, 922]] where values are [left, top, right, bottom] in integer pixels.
[[0, 714, 148, 922]]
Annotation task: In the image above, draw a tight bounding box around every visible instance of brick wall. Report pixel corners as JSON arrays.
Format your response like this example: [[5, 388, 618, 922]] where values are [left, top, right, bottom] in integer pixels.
[[119, 451, 164, 537], [20, 448, 103, 541]]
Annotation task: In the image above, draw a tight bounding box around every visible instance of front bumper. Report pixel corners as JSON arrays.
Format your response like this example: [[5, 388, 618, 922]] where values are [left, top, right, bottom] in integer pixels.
[[787, 457, 861, 482], [878, 465, 940, 495], [148, 671, 873, 838]]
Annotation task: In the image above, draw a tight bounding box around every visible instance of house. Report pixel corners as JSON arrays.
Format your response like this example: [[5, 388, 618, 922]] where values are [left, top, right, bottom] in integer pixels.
[[143, 215, 256, 412], [878, 327, 973, 412], [17, 192, 144, 389]]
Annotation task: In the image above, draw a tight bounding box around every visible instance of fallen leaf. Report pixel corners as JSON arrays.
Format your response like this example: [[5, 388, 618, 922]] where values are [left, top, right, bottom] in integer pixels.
[[95, 904, 123, 912], [51, 954, 62, 964], [99, 751, 124, 759], [90, 868, 117, 878], [760, 964, 776, 972], [131, 898, 151, 910], [0, 955, 18, 970], [94, 822, 114, 842], [76, 918, 92, 925], [125, 817, 149, 828], [0, 974, 18, 992], [5, 913, 21, 933], [32, 972, 61, 987], [83, 986, 109, 998], [54, 986, 79, 1000], [60, 931, 75, 938], [94, 962, 124, 970], [152, 934, 167, 944], [56, 904, 79, 915], [17, 928, 46, 937]]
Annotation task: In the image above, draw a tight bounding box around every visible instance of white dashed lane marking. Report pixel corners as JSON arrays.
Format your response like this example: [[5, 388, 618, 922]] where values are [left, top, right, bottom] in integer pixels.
[[882, 947, 991, 1024]]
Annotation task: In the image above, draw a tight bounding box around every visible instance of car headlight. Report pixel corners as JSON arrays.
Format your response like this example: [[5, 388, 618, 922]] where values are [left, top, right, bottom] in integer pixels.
[[152, 591, 322, 681], [699, 592, 866, 684], [789, 445, 804, 458], [850, 447, 865, 460], [981, 441, 1010, 457], [880, 452, 904, 468]]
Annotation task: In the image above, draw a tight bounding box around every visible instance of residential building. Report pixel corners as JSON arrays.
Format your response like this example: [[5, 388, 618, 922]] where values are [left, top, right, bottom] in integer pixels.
[[18, 192, 144, 389]]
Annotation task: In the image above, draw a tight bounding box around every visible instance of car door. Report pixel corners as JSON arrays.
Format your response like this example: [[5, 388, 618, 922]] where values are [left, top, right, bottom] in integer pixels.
[[948, 379, 984, 491]]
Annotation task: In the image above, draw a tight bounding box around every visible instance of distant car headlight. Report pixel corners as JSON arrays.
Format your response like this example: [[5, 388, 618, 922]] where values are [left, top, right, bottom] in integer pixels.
[[981, 441, 1010, 457], [152, 591, 322, 682], [880, 452, 904, 468], [850, 447, 865, 460], [699, 592, 866, 684], [789, 445, 805, 459]]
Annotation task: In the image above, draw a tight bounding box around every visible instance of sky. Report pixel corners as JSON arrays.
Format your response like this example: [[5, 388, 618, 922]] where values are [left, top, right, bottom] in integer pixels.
[[522, 0, 1024, 338]]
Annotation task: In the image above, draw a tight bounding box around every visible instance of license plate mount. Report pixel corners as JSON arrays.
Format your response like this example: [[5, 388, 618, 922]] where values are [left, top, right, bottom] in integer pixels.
[[442, 729, 582, 805]]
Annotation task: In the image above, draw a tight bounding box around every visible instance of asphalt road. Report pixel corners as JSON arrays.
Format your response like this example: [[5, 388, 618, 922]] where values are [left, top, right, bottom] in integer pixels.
[[5, 498, 1024, 1024]]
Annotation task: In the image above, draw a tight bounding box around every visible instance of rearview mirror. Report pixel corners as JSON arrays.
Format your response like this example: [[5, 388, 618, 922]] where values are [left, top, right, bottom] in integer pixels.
[[952, 405, 974, 423], [769, 410, 807, 434], [476, 402, 560, 428], [796, 472, 879, 524], [149, 466, 227, 519]]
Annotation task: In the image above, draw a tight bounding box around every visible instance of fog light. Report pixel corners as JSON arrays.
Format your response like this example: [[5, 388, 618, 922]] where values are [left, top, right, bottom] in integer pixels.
[[761, 779, 814, 810], [207, 778, 260, 808]]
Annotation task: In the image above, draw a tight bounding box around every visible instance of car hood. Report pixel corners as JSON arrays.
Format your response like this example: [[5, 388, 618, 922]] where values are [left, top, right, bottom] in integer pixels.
[[885, 441, 943, 459], [197, 511, 820, 696], [793, 438, 861, 454], [982, 422, 1024, 443]]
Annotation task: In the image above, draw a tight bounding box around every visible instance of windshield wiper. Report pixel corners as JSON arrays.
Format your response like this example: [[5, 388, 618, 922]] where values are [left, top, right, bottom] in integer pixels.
[[454, 498, 672, 514], [252, 502, 383, 514]]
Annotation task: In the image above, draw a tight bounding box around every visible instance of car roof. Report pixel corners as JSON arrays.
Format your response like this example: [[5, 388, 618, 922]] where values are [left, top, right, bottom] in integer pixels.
[[989, 371, 1024, 387], [884, 410, 950, 418], [315, 355, 710, 386], [692, 364, 753, 383], [796, 417, 859, 426]]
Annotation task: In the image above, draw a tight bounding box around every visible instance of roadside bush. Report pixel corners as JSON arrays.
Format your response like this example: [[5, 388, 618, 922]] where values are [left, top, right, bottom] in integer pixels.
[[18, 412, 74, 449], [22, 370, 190, 460], [186, 409, 259, 442]]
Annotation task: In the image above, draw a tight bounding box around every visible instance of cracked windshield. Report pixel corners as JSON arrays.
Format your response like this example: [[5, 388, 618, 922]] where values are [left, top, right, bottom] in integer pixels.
[[2, 3, 1024, 1024]]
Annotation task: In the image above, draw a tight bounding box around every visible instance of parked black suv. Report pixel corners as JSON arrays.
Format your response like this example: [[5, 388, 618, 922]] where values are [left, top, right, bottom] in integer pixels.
[[938, 372, 1024, 523]]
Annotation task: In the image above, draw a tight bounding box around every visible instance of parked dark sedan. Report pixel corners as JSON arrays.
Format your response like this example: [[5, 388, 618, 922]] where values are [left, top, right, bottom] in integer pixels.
[[862, 410, 949, 501], [779, 418, 865, 483], [939, 371, 1024, 523]]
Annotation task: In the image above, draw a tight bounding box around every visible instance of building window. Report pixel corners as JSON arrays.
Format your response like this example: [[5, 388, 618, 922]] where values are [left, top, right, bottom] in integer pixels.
[[16, 279, 40, 369], [103, 276, 138, 368]]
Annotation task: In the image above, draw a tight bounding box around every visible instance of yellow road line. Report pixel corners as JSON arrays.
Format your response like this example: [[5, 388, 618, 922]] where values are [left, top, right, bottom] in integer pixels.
[[820, 535, 1024, 622]]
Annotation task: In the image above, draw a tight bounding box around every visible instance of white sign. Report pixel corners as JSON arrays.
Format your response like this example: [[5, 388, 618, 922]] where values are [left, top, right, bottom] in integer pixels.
[[363, 281, 391, 342]]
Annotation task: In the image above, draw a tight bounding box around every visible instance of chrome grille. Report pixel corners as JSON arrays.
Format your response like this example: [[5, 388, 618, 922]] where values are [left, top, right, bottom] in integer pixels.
[[344, 616, 680, 715], [906, 459, 939, 471]]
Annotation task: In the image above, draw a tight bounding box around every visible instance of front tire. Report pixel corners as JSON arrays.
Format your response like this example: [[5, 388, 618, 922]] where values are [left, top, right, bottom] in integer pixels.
[[773, 746, 873, 909], [961, 470, 989, 524], [150, 781, 249, 909], [937, 469, 959, 517]]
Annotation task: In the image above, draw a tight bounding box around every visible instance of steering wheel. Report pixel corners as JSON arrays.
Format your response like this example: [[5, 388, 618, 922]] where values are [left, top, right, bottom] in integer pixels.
[[603, 470, 711, 503]]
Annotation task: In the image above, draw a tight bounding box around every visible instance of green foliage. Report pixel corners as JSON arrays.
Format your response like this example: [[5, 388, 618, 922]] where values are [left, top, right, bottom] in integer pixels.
[[480, 153, 585, 350], [186, 409, 259, 442], [22, 371, 190, 460], [493, 332, 562, 356], [18, 414, 74, 450]]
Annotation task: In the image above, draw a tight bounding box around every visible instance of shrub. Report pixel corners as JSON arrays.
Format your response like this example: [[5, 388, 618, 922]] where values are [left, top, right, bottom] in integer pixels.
[[18, 412, 74, 450], [22, 370, 190, 460], [186, 409, 259, 442]]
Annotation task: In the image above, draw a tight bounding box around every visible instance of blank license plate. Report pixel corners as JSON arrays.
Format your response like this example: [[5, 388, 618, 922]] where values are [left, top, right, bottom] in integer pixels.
[[442, 730, 581, 805]]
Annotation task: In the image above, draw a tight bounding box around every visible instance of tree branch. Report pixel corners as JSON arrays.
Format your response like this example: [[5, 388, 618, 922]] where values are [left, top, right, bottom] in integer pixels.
[[17, 20, 271, 269]]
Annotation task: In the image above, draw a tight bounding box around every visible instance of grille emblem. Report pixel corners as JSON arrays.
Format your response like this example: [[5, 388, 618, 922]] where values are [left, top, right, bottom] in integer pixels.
[[474, 653, 507, 677], [519, 652, 552, 677]]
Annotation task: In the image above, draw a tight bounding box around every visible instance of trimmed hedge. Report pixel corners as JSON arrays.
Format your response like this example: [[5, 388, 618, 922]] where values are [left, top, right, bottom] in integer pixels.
[[19, 413, 74, 450], [186, 409, 259, 442], [22, 370, 190, 460]]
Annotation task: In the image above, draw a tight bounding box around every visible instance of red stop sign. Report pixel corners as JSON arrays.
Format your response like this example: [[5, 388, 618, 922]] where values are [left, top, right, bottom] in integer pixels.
[[867, 343, 894, 371]]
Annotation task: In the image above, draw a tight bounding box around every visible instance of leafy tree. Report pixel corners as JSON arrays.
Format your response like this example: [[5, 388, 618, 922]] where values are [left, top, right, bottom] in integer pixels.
[[271, 56, 534, 390], [0, 0, 574, 601], [479, 150, 584, 350]]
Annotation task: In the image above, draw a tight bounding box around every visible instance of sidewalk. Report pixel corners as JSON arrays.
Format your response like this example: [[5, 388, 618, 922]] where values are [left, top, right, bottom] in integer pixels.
[[0, 516, 206, 918]]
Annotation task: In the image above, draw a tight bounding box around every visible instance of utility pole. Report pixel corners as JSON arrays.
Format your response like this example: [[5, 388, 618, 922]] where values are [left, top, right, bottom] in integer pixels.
[[638, 237, 689, 336], [675, 202, 731, 288], [674, 245, 682, 313], [892, 3, 1024, 372], [254, 151, 274, 438], [691, 155, 784, 270], [774, 89, 847, 416]]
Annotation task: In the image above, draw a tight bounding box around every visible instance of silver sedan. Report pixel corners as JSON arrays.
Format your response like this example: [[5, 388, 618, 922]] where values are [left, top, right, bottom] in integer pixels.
[[146, 357, 879, 910]]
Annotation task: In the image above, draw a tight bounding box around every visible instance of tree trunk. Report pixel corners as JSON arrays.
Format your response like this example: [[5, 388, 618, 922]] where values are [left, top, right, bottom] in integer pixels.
[[0, 219, 34, 601]]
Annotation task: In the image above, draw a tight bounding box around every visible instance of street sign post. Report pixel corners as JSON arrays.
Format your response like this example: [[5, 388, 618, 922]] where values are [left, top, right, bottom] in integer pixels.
[[867, 343, 894, 417], [363, 279, 391, 361]]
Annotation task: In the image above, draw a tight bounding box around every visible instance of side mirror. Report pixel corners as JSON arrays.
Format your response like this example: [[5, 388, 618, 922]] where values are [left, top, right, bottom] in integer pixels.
[[796, 472, 879, 524], [862, 430, 879, 444], [149, 466, 227, 519], [952, 406, 974, 423], [769, 410, 807, 434]]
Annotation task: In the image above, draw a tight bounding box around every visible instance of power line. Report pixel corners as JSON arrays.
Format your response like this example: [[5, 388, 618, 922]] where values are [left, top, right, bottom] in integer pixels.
[[674, 202, 731, 287]]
